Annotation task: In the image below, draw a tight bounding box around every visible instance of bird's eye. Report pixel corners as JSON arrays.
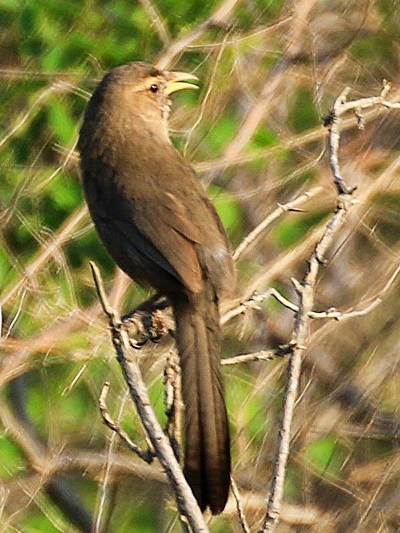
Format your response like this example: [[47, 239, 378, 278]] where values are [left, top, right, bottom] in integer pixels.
[[150, 84, 159, 93]]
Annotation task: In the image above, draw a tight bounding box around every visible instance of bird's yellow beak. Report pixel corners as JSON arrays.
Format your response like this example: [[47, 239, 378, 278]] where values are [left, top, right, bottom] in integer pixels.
[[165, 71, 199, 95]]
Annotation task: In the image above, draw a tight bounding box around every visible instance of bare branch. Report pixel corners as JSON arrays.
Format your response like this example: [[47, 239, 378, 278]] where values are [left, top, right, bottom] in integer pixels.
[[311, 263, 400, 320], [325, 81, 400, 195], [222, 349, 284, 366], [156, 0, 240, 69], [164, 350, 183, 460], [233, 187, 323, 262], [334, 80, 400, 115], [98, 382, 154, 463], [260, 81, 400, 532], [90, 262, 209, 532], [259, 83, 399, 532], [230, 477, 251, 533], [138, 0, 170, 46], [1, 206, 89, 307], [222, 289, 273, 324], [222, 285, 299, 329], [261, 194, 353, 533]]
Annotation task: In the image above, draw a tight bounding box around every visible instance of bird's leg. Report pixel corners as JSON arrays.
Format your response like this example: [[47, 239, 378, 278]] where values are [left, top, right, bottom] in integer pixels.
[[122, 293, 171, 347], [122, 292, 169, 318]]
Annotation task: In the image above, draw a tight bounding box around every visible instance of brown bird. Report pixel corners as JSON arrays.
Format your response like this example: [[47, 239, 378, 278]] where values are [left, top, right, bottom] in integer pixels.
[[78, 62, 235, 514]]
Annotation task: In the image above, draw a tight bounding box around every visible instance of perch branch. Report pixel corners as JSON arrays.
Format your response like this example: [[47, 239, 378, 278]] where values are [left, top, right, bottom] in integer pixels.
[[90, 262, 208, 532]]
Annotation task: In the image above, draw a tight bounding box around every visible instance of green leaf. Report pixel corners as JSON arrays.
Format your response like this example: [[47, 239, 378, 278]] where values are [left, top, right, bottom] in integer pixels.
[[209, 185, 242, 235], [250, 125, 279, 149], [19, 4, 38, 33], [206, 115, 237, 155], [274, 210, 328, 248], [0, 436, 26, 479], [0, 248, 17, 291], [47, 100, 75, 145], [46, 172, 82, 212], [290, 89, 320, 132], [23, 509, 63, 533], [304, 435, 344, 476], [0, 0, 18, 11]]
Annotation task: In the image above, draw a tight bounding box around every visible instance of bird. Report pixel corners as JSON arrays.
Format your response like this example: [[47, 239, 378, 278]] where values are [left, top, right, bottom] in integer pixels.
[[78, 61, 235, 514]]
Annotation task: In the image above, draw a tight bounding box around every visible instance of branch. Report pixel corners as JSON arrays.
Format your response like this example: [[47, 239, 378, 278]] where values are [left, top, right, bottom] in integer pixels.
[[325, 80, 400, 195], [258, 82, 400, 532], [309, 266, 400, 320], [222, 342, 294, 366], [156, 0, 240, 69], [89, 262, 209, 532], [230, 477, 251, 533], [332, 80, 400, 116], [261, 203, 353, 533], [98, 382, 154, 463], [233, 187, 323, 261], [138, 0, 170, 46], [229, 265, 400, 325]]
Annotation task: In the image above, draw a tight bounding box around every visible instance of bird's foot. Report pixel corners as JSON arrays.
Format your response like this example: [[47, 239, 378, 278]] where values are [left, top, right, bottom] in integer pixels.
[[122, 308, 170, 348]]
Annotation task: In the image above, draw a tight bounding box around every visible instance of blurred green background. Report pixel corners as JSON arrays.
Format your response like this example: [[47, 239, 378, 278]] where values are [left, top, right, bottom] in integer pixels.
[[1, 0, 400, 531]]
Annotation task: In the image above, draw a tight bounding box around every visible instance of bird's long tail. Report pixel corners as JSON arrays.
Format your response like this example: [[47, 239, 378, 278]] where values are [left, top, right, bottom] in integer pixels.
[[173, 289, 230, 514]]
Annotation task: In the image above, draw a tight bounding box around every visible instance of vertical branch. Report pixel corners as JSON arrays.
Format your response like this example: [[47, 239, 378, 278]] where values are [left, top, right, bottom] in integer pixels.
[[257, 81, 400, 531], [261, 196, 352, 533]]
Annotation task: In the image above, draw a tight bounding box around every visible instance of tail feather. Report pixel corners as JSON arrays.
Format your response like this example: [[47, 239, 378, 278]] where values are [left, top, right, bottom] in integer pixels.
[[173, 290, 230, 514]]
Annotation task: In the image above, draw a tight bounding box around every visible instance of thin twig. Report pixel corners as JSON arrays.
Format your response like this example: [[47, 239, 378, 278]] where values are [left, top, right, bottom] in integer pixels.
[[1, 205, 89, 307], [235, 266, 399, 323], [138, 0, 170, 46], [309, 300, 381, 320], [98, 382, 154, 463], [222, 349, 284, 366], [311, 263, 400, 320], [233, 187, 323, 261], [222, 287, 298, 327], [94, 387, 129, 533], [222, 289, 275, 324], [230, 477, 251, 533]]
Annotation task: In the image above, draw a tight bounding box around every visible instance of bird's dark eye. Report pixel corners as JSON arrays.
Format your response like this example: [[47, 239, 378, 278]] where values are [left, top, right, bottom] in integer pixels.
[[150, 84, 159, 93]]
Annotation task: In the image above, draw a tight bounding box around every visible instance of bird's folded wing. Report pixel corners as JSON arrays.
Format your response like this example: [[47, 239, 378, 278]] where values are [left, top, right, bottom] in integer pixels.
[[87, 175, 204, 293], [131, 193, 204, 293]]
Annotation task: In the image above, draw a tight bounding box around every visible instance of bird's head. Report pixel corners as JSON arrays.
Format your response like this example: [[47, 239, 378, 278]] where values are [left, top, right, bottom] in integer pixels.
[[91, 61, 198, 127]]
